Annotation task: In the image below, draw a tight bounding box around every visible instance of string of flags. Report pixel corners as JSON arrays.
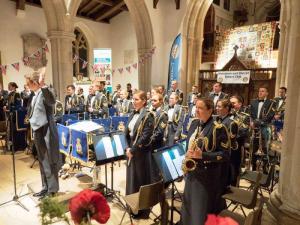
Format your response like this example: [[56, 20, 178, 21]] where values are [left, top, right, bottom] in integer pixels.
[[0, 44, 49, 75], [73, 46, 156, 75]]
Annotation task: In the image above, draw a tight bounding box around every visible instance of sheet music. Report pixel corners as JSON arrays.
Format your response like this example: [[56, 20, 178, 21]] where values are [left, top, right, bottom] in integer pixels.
[[113, 135, 124, 156], [172, 154, 185, 177], [68, 121, 103, 133], [162, 152, 178, 180], [102, 137, 115, 158]]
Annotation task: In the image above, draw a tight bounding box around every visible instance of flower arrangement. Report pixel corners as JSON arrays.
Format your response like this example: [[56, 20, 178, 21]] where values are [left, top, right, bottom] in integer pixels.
[[205, 214, 238, 225], [69, 189, 110, 225]]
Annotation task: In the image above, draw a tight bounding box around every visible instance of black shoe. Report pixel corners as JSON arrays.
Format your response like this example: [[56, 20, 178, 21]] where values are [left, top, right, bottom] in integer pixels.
[[38, 192, 56, 201], [33, 190, 47, 197]]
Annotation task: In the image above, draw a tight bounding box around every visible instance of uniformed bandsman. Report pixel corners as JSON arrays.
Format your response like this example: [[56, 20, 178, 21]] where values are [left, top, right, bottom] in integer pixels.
[[273, 86, 287, 121], [64, 84, 84, 114], [216, 99, 239, 189], [167, 80, 184, 105], [111, 84, 121, 106], [115, 90, 133, 116], [187, 85, 199, 107], [180, 98, 230, 225], [164, 92, 184, 146], [250, 87, 276, 171], [230, 95, 250, 186], [208, 82, 228, 107], [85, 85, 95, 111], [87, 83, 108, 118]]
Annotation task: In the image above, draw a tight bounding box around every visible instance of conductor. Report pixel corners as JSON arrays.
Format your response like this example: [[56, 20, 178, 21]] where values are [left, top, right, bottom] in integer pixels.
[[25, 69, 60, 199]]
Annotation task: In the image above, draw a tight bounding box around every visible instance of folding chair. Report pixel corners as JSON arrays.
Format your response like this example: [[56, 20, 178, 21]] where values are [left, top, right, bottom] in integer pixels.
[[119, 179, 167, 225], [222, 173, 262, 217]]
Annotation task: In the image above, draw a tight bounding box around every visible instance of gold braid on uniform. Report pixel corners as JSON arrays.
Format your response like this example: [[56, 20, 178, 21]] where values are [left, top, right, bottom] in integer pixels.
[[133, 111, 154, 147], [174, 106, 183, 124], [210, 121, 231, 151], [229, 121, 238, 150]]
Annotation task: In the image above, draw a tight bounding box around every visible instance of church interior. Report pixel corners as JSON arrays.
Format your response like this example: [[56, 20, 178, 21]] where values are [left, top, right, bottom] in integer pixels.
[[0, 0, 299, 224]]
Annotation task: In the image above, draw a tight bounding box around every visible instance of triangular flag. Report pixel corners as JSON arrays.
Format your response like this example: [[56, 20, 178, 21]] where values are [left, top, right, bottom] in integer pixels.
[[92, 64, 99, 72], [118, 68, 123, 74], [11, 62, 20, 72], [34, 50, 41, 59], [112, 69, 115, 74], [126, 66, 131, 73], [150, 47, 156, 54], [100, 68, 105, 74], [73, 55, 79, 63], [44, 44, 49, 53], [23, 57, 29, 66], [132, 63, 138, 69], [82, 61, 88, 69], [0, 65, 7, 75]]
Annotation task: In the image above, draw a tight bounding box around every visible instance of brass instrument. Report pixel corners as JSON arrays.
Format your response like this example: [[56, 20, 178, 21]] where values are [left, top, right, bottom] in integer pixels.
[[231, 110, 250, 129], [182, 135, 207, 174]]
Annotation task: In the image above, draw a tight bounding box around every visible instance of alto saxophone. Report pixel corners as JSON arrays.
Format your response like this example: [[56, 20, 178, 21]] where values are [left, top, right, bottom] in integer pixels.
[[182, 136, 207, 174]]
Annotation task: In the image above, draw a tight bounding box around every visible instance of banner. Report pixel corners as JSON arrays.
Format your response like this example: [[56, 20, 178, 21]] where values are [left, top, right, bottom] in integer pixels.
[[168, 34, 182, 90], [57, 124, 71, 155], [71, 129, 89, 163], [216, 71, 251, 84]]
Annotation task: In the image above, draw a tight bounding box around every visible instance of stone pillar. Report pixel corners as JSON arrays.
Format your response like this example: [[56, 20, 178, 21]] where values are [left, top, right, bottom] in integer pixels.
[[47, 30, 75, 101], [262, 0, 300, 223], [138, 48, 152, 91], [279, 21, 290, 88]]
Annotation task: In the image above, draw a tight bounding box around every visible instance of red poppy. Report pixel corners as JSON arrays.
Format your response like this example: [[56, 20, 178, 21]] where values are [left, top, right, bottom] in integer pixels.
[[69, 189, 110, 224], [205, 214, 238, 225]]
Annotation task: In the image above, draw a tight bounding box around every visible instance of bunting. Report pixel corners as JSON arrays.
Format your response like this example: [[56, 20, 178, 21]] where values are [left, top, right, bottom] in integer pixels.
[[132, 63, 138, 69], [11, 63, 20, 72], [126, 66, 131, 73], [82, 61, 88, 69], [0, 65, 7, 75], [118, 68, 124, 74]]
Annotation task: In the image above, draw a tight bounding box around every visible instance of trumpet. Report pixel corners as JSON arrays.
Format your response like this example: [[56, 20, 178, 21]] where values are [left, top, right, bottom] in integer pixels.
[[182, 136, 207, 174]]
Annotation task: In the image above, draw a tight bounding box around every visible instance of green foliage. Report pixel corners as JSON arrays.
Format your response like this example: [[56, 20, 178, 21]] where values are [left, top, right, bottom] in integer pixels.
[[39, 197, 70, 225]]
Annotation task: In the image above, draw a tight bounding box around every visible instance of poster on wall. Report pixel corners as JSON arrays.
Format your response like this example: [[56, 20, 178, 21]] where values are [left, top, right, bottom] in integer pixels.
[[215, 21, 277, 69], [167, 34, 182, 90], [93, 49, 112, 94]]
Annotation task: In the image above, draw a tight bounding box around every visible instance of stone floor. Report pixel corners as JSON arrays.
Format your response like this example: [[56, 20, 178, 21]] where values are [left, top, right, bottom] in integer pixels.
[[0, 150, 269, 225]]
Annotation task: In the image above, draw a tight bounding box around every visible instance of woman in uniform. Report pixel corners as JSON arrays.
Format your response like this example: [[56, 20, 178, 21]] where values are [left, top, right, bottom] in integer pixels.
[[180, 98, 230, 225], [125, 90, 155, 219]]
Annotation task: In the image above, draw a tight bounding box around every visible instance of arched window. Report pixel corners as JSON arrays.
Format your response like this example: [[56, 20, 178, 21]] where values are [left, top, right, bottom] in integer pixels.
[[72, 28, 89, 79]]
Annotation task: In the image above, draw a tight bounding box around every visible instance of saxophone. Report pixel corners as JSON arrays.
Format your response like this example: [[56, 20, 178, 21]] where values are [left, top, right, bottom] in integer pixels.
[[182, 134, 207, 174]]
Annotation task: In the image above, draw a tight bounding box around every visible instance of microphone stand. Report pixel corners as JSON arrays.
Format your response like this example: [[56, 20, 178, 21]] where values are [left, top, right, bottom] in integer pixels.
[[0, 111, 29, 211]]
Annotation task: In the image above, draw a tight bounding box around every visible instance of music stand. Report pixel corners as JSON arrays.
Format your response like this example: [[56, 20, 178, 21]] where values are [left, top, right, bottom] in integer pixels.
[[153, 143, 186, 225], [92, 131, 127, 204], [0, 111, 29, 211]]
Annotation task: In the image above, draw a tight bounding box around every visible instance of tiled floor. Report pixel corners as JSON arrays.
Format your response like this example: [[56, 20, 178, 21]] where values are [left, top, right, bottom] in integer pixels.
[[0, 150, 267, 225]]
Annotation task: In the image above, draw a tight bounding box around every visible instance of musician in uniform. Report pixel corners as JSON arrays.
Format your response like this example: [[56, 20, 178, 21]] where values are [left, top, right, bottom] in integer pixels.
[[230, 95, 250, 185], [87, 83, 108, 118], [111, 84, 121, 106], [167, 80, 183, 105], [76, 87, 85, 102], [4, 82, 27, 151], [0, 84, 8, 121], [180, 98, 230, 225], [115, 90, 133, 116], [273, 87, 287, 121], [64, 84, 84, 114], [126, 83, 133, 100], [25, 70, 60, 199], [216, 99, 239, 189], [250, 87, 276, 171], [208, 82, 228, 107], [157, 85, 168, 106], [187, 85, 199, 107], [164, 93, 184, 146], [125, 90, 155, 219]]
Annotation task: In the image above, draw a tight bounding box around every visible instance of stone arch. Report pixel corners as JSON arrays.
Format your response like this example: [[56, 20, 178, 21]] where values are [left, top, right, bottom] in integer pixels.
[[124, 0, 154, 91], [181, 0, 213, 96], [74, 21, 95, 77]]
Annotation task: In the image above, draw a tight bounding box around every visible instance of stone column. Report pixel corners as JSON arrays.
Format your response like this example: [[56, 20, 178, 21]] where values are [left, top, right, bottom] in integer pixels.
[[47, 30, 75, 101], [138, 48, 152, 91], [279, 21, 290, 88], [262, 0, 300, 223]]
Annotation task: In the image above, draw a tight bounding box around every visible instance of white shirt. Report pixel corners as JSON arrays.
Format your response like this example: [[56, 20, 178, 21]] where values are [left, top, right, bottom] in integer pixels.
[[278, 99, 283, 109], [213, 93, 220, 106], [90, 96, 96, 107], [168, 107, 175, 122], [191, 105, 196, 117], [31, 88, 41, 107], [128, 113, 140, 137], [257, 100, 265, 119]]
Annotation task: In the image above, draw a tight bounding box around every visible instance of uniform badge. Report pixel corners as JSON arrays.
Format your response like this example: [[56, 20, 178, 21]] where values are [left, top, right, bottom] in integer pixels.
[[117, 121, 125, 132], [160, 121, 167, 129], [61, 132, 67, 147], [216, 156, 223, 161]]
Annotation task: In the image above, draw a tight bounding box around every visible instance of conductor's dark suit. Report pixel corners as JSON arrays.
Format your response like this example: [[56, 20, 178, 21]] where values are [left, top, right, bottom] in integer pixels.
[[28, 87, 60, 194]]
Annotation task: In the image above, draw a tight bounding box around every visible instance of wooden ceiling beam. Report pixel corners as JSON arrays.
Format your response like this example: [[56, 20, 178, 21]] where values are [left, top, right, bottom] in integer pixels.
[[79, 1, 96, 14], [93, 0, 114, 6], [86, 4, 104, 16], [95, 0, 125, 21], [175, 0, 180, 10], [16, 0, 25, 10]]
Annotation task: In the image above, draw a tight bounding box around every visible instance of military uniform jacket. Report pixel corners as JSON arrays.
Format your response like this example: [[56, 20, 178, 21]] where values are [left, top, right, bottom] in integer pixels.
[[7, 91, 22, 111], [187, 117, 230, 166], [208, 91, 228, 101], [151, 108, 168, 150], [217, 115, 239, 151], [164, 104, 184, 140], [90, 92, 109, 118], [64, 94, 84, 114], [273, 96, 286, 120], [115, 98, 133, 116], [111, 91, 120, 106], [187, 92, 198, 106], [250, 98, 276, 126]]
